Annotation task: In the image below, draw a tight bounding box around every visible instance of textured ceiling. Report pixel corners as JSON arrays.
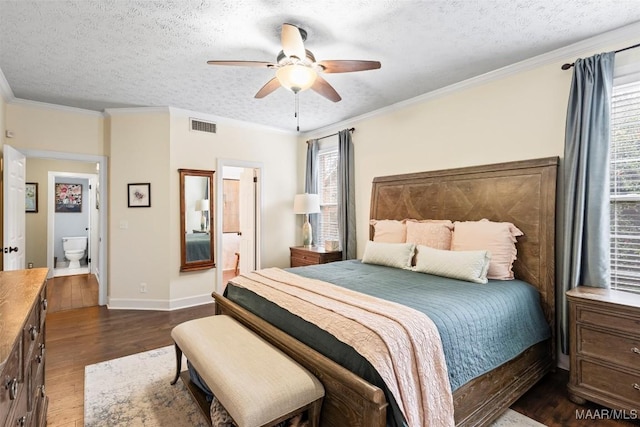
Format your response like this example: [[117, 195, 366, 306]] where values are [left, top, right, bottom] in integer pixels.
[[1, 1, 640, 133]]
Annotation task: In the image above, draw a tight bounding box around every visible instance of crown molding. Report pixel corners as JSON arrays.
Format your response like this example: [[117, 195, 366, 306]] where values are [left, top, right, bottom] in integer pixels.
[[9, 97, 104, 117], [301, 21, 640, 139], [104, 106, 170, 116]]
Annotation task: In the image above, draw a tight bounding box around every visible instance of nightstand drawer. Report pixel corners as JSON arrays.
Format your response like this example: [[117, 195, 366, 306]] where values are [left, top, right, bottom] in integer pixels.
[[577, 305, 640, 336], [579, 359, 640, 405], [290, 246, 342, 268], [579, 327, 640, 370], [291, 256, 320, 267]]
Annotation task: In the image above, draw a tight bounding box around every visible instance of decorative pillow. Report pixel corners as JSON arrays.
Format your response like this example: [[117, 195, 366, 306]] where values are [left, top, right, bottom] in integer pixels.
[[413, 245, 491, 284], [405, 220, 454, 250], [369, 219, 406, 243], [361, 241, 415, 269], [451, 219, 524, 280]]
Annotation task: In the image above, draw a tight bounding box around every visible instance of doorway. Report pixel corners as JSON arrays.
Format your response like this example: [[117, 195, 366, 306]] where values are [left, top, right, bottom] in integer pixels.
[[49, 171, 98, 278], [216, 159, 262, 294], [22, 149, 109, 305]]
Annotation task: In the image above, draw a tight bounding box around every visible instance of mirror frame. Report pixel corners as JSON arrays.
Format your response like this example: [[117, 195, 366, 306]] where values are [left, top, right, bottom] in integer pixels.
[[179, 168, 215, 272]]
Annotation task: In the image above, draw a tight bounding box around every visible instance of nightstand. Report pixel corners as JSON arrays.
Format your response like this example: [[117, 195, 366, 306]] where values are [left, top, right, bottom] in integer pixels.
[[566, 287, 640, 411], [290, 246, 342, 268]]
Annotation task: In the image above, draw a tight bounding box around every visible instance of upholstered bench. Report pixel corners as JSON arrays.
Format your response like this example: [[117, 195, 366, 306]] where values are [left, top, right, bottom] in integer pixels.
[[170, 315, 325, 427]]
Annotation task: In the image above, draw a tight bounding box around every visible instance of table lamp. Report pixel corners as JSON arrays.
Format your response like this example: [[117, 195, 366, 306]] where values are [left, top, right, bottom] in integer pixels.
[[293, 193, 320, 246]]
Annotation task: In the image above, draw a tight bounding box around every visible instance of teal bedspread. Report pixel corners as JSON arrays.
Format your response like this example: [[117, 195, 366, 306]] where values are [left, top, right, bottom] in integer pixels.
[[224, 260, 550, 427]]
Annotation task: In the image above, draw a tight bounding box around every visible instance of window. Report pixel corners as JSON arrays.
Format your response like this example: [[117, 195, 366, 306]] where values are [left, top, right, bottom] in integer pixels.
[[610, 79, 640, 293], [316, 145, 339, 247]]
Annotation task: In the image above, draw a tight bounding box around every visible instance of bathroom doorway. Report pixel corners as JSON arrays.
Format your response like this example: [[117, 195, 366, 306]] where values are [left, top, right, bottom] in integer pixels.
[[49, 172, 98, 278], [216, 159, 262, 294]]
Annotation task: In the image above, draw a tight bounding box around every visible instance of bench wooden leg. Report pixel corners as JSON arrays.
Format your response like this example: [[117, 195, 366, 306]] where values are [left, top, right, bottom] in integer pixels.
[[170, 343, 183, 385], [307, 397, 323, 427]]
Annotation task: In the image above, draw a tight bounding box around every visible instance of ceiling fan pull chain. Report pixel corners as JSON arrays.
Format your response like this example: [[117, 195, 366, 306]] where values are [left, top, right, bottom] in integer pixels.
[[295, 93, 300, 132]]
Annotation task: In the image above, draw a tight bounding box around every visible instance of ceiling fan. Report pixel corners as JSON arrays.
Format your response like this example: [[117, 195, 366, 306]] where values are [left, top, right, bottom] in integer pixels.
[[207, 23, 381, 102]]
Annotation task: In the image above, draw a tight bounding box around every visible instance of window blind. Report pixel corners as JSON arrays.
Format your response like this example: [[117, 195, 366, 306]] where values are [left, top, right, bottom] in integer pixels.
[[610, 80, 640, 293], [317, 148, 339, 246]]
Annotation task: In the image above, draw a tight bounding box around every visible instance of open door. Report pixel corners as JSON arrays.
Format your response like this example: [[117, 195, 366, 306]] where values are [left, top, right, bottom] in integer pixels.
[[238, 168, 257, 273], [3, 145, 26, 270]]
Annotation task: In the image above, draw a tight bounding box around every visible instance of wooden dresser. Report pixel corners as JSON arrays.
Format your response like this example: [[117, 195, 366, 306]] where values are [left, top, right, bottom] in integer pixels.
[[290, 246, 342, 267], [0, 269, 49, 427], [567, 287, 640, 412]]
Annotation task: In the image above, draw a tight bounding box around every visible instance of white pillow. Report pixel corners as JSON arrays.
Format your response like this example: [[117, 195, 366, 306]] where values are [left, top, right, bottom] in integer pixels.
[[413, 245, 491, 284], [361, 241, 415, 269]]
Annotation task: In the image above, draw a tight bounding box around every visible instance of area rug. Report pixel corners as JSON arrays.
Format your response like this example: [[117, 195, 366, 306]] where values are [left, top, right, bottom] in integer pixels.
[[84, 345, 546, 427]]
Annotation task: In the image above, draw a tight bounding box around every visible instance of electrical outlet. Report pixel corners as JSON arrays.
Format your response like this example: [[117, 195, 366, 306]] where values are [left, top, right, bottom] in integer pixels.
[[139, 283, 147, 293]]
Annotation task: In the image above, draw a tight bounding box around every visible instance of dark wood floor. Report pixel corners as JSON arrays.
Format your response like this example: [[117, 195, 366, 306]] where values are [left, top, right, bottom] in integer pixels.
[[44, 274, 638, 427]]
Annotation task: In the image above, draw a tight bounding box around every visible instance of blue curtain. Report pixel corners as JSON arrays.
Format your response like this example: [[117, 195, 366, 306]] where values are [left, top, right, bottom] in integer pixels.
[[558, 52, 614, 354], [305, 139, 320, 244], [338, 130, 356, 259]]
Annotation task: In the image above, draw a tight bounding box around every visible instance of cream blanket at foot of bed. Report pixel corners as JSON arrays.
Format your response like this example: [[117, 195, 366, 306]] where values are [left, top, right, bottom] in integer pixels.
[[229, 268, 455, 427]]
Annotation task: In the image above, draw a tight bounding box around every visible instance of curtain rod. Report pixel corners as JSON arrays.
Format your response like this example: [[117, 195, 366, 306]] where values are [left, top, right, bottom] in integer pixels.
[[561, 42, 640, 70], [307, 127, 355, 143]]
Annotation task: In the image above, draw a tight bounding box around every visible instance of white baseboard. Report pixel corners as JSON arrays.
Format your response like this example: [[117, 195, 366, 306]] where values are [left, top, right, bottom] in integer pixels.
[[107, 294, 213, 311]]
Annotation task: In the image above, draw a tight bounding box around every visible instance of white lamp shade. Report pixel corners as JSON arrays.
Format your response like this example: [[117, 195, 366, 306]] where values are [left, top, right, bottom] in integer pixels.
[[293, 193, 320, 214], [196, 199, 209, 211], [276, 64, 317, 93]]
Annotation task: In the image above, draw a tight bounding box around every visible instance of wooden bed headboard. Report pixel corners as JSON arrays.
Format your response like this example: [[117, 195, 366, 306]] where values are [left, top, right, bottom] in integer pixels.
[[369, 157, 558, 336]]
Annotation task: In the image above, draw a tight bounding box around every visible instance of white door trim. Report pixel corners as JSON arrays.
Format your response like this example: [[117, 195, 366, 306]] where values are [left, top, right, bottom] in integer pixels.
[[216, 158, 263, 295], [22, 149, 108, 305]]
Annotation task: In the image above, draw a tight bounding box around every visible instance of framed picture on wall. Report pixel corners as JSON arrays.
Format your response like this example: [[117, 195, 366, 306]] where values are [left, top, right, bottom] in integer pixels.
[[25, 182, 38, 213], [128, 183, 151, 207], [55, 183, 83, 213]]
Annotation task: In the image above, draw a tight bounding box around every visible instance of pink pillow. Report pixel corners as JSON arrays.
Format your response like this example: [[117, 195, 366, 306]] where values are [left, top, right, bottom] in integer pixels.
[[451, 219, 523, 280], [369, 219, 406, 243], [405, 220, 454, 250]]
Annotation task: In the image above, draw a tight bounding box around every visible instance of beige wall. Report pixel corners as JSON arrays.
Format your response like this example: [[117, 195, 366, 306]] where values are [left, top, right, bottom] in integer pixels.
[[108, 109, 172, 306], [24, 158, 97, 268], [4, 103, 105, 156], [299, 37, 640, 258], [168, 110, 298, 303]]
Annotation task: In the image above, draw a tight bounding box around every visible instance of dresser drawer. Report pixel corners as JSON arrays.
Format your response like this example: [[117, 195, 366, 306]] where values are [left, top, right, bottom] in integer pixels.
[[579, 359, 640, 406], [21, 306, 40, 381], [577, 305, 640, 336], [0, 341, 21, 427], [579, 327, 640, 370]]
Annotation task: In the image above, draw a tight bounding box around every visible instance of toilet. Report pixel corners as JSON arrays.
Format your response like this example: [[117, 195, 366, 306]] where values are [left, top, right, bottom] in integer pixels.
[[62, 236, 87, 269]]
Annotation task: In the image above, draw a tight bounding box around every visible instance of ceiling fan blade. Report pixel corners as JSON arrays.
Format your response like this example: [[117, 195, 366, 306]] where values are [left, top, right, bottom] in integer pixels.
[[317, 60, 381, 73], [311, 75, 341, 102], [254, 77, 282, 99], [281, 23, 306, 60], [207, 60, 275, 68]]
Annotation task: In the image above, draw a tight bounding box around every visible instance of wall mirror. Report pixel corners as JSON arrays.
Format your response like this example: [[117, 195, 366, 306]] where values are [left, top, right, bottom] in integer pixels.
[[179, 169, 215, 272]]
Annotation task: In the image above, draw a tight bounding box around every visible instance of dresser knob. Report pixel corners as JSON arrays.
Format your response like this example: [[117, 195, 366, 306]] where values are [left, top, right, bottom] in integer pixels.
[[632, 347, 640, 355], [29, 325, 38, 341], [634, 383, 640, 391], [6, 378, 18, 400]]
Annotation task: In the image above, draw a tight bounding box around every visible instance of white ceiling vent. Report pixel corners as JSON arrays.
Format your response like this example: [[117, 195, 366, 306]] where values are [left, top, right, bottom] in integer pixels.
[[190, 118, 216, 134]]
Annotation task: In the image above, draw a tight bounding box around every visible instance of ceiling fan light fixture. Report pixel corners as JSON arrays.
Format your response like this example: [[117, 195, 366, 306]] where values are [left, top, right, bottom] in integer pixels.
[[276, 64, 317, 93]]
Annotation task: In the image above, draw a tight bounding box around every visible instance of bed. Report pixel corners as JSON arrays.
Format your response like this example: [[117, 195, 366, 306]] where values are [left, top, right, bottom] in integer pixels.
[[186, 233, 211, 262], [207, 157, 558, 426]]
